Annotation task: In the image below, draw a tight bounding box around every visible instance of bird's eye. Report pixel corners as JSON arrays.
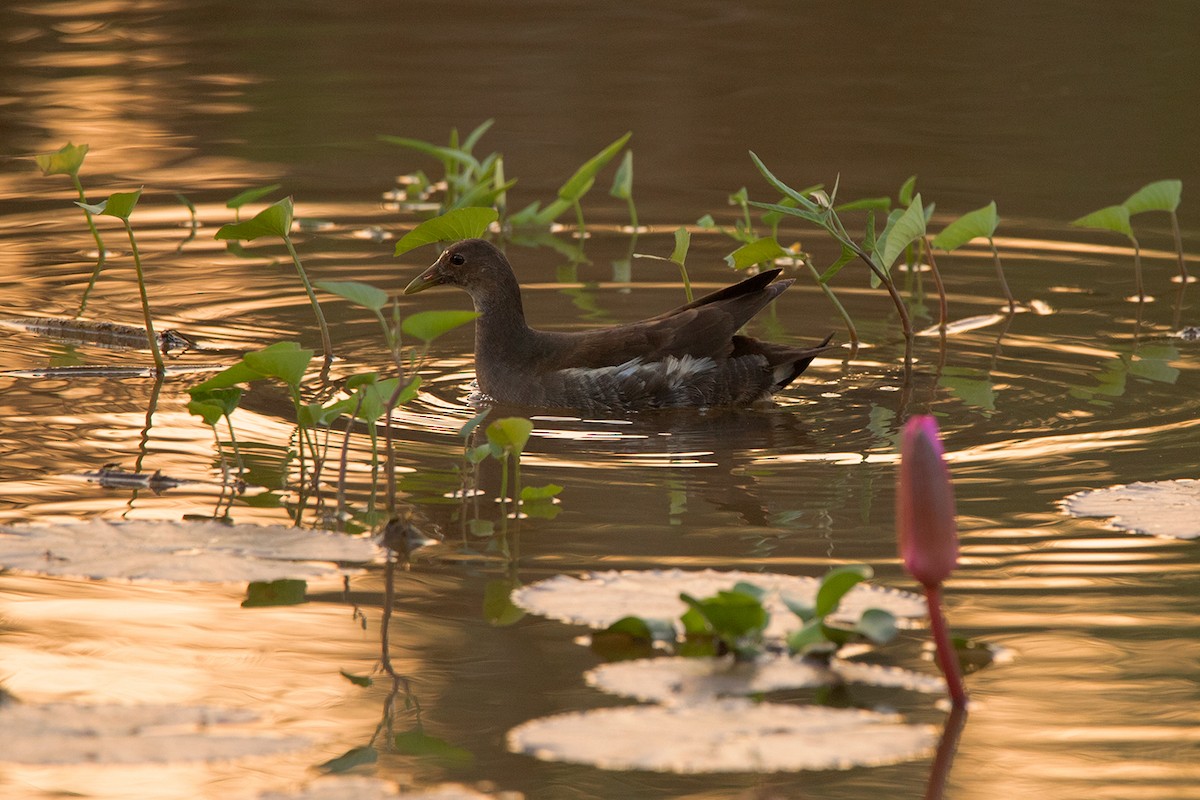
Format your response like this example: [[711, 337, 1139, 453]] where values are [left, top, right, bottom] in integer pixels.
[[449, 253, 466, 266]]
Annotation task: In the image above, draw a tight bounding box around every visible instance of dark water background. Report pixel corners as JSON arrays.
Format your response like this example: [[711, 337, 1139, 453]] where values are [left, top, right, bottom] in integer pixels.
[[1, 1, 1199, 798]]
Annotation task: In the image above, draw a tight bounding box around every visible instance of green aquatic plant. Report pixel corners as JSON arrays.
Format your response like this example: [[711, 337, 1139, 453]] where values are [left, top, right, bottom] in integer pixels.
[[393, 206, 499, 257], [225, 183, 282, 220], [507, 131, 632, 235], [1070, 203, 1144, 300], [75, 188, 165, 375], [635, 226, 694, 302], [1122, 179, 1187, 283], [192, 342, 317, 517], [381, 119, 513, 213], [933, 201, 1014, 312], [609, 149, 640, 232], [784, 564, 898, 658], [485, 416, 534, 521], [36, 143, 107, 313], [749, 154, 927, 369], [186, 387, 245, 482], [735, 235, 859, 346], [215, 197, 334, 365], [596, 566, 897, 663]]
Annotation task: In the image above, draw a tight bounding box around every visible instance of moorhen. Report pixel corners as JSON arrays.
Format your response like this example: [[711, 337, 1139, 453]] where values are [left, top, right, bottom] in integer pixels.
[[403, 239, 833, 412]]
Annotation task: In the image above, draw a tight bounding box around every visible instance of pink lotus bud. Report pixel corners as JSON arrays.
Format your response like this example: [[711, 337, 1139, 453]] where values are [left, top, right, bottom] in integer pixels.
[[897, 415, 959, 588]]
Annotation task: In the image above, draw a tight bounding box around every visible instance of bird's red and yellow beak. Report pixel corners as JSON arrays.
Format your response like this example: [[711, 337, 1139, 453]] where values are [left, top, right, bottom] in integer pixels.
[[403, 262, 447, 295]]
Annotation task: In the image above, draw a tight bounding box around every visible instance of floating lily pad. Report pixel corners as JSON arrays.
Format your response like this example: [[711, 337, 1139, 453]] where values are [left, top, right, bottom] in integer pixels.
[[507, 699, 937, 773], [510, 569, 926, 637], [1062, 479, 1200, 539], [0, 520, 381, 582], [0, 702, 307, 764], [586, 654, 945, 703]]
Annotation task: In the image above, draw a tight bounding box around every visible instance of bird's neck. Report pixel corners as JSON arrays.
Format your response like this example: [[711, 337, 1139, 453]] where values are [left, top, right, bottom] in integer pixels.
[[469, 272, 534, 362]]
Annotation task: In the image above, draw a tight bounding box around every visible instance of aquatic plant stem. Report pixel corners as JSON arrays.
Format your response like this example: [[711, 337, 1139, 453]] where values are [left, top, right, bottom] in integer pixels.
[[282, 237, 334, 366], [804, 260, 858, 346], [1170, 211, 1189, 283], [924, 583, 967, 708], [924, 703, 968, 800], [1130, 235, 1145, 301], [121, 220, 165, 375], [856, 252, 914, 375], [990, 238, 1016, 313], [921, 236, 949, 331], [73, 174, 107, 316]]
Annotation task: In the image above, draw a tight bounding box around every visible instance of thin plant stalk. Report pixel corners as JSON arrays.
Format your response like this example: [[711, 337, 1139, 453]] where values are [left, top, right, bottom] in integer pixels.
[[121, 219, 165, 375], [1170, 211, 1189, 283], [803, 259, 858, 346], [625, 195, 639, 232], [223, 414, 244, 481], [921, 236, 949, 331], [72, 174, 108, 317], [925, 584, 967, 707], [282, 237, 334, 365], [990, 238, 1016, 313], [1131, 235, 1145, 301], [678, 263, 694, 303], [512, 450, 522, 521], [71, 174, 106, 259], [573, 201, 586, 239]]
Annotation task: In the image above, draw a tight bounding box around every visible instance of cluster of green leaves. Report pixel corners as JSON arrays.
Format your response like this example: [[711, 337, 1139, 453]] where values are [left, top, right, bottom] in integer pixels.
[[382, 121, 633, 235], [1072, 180, 1188, 296], [594, 565, 896, 663]]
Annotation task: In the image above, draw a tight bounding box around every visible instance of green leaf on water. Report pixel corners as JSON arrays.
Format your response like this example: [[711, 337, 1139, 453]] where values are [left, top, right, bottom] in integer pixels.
[[241, 579, 307, 608], [192, 359, 267, 392], [814, 564, 872, 618], [225, 183, 282, 210], [315, 279, 389, 312], [393, 207, 499, 256], [378, 135, 482, 173], [76, 188, 143, 221], [486, 416, 534, 454], [186, 397, 224, 427], [680, 589, 769, 640], [401, 309, 479, 344], [461, 118, 495, 155], [856, 608, 898, 645], [339, 669, 373, 687], [243, 341, 314, 388], [786, 619, 827, 654], [1071, 204, 1133, 238], [521, 483, 562, 501], [393, 730, 475, 768], [215, 196, 294, 241], [878, 194, 927, 270], [725, 236, 789, 270], [835, 196, 891, 212], [36, 142, 88, 177], [1122, 179, 1182, 215], [319, 744, 378, 773], [557, 131, 631, 203], [671, 227, 691, 265], [610, 149, 634, 200], [483, 579, 526, 627], [459, 408, 491, 440], [933, 201, 999, 251], [186, 387, 241, 425]]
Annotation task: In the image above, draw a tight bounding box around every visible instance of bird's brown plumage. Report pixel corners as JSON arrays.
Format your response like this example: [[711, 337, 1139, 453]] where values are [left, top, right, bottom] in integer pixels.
[[404, 239, 833, 411]]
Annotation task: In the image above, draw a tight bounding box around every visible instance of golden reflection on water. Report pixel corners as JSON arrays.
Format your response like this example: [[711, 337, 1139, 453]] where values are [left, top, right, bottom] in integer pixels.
[[1, 1, 1199, 796]]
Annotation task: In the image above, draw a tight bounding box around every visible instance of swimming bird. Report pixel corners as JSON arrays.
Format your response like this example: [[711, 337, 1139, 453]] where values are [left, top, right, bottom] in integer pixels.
[[403, 239, 833, 412]]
